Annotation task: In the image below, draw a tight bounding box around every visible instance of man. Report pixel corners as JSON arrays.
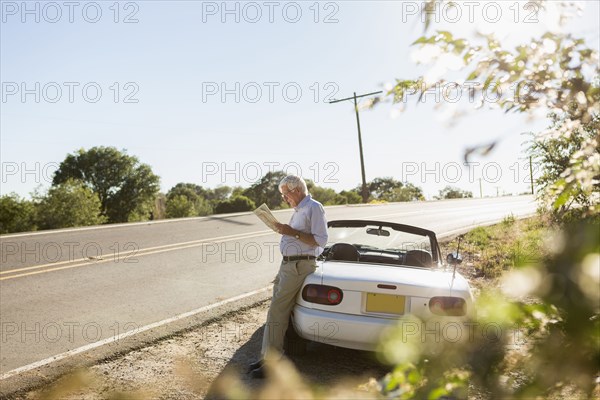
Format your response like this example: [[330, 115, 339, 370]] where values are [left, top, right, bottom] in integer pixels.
[[248, 175, 328, 379]]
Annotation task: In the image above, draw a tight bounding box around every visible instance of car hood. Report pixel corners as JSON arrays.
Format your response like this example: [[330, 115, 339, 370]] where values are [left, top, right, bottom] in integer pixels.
[[318, 260, 472, 298]]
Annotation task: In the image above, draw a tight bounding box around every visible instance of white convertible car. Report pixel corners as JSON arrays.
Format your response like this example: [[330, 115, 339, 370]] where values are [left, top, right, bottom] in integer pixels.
[[285, 220, 475, 354]]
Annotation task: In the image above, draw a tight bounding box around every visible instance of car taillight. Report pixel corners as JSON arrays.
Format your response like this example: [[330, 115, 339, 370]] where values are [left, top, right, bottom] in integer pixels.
[[429, 296, 466, 316], [302, 284, 343, 305]]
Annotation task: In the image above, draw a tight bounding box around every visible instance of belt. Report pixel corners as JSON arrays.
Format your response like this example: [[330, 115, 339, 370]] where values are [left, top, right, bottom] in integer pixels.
[[282, 255, 316, 262]]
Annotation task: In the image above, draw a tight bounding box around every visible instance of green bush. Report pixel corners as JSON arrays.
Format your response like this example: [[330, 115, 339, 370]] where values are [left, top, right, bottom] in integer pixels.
[[0, 193, 36, 234], [35, 179, 106, 230], [435, 186, 473, 200], [214, 195, 256, 214], [465, 226, 492, 247], [165, 195, 197, 218], [165, 183, 213, 217], [339, 190, 362, 204]]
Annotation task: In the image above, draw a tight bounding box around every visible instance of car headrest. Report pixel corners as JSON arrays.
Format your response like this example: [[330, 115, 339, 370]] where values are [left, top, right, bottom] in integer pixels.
[[405, 249, 433, 268], [327, 243, 360, 262]]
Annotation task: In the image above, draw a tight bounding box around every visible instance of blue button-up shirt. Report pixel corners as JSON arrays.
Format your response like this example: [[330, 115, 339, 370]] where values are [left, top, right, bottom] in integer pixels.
[[280, 194, 328, 257]]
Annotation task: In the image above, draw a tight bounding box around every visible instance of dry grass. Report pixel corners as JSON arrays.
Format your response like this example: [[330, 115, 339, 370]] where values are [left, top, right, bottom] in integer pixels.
[[441, 215, 551, 289]]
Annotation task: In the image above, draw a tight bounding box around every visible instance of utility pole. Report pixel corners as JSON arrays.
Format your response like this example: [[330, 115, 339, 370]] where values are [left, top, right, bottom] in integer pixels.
[[330, 90, 382, 203], [479, 178, 483, 198]]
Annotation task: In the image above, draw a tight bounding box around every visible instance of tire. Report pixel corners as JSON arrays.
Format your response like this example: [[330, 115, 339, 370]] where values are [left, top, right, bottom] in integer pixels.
[[284, 319, 307, 356]]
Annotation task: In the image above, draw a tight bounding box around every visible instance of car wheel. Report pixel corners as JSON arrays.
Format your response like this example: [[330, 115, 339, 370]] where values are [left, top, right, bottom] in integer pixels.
[[284, 320, 307, 356]]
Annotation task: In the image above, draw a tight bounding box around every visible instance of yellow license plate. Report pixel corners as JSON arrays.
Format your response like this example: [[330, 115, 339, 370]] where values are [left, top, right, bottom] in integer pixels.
[[366, 293, 405, 315]]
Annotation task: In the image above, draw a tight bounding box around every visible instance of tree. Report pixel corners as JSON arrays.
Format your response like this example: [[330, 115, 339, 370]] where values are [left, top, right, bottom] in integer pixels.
[[243, 171, 287, 209], [203, 185, 233, 211], [529, 114, 600, 214], [230, 186, 246, 198], [311, 186, 345, 205], [364, 177, 425, 202], [166, 183, 213, 216], [0, 193, 36, 234], [165, 195, 197, 218], [306, 180, 346, 205], [435, 185, 473, 200], [153, 193, 167, 220], [166, 183, 206, 201], [368, 177, 403, 199], [339, 190, 362, 204], [53, 147, 160, 223], [214, 195, 256, 214], [385, 183, 425, 202], [35, 179, 106, 230], [205, 185, 232, 203]]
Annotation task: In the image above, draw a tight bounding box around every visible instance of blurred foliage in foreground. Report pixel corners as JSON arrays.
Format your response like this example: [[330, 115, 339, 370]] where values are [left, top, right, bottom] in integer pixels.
[[375, 213, 599, 399], [368, 4, 600, 393], [382, 0, 599, 217]]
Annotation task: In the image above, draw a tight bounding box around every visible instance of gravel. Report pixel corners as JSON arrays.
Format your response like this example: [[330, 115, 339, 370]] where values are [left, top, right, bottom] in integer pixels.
[[22, 301, 389, 399]]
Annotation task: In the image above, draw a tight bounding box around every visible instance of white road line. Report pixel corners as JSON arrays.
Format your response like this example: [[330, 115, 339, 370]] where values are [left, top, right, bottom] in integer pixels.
[[0, 285, 273, 381]]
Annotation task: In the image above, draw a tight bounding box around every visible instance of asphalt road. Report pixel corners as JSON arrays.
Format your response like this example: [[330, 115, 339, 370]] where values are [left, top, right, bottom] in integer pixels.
[[0, 196, 536, 376]]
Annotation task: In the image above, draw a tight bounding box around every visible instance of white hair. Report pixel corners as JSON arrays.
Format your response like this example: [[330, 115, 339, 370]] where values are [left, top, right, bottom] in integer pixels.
[[279, 175, 307, 195]]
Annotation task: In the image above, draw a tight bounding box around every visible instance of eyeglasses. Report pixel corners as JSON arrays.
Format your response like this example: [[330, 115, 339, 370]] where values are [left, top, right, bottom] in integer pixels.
[[281, 188, 297, 198]]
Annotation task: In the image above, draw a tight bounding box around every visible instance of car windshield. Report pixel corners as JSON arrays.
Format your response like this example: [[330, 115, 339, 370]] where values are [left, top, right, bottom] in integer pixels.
[[326, 224, 432, 253]]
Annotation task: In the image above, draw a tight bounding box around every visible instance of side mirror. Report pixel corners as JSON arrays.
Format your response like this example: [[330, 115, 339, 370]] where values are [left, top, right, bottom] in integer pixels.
[[446, 252, 463, 265]]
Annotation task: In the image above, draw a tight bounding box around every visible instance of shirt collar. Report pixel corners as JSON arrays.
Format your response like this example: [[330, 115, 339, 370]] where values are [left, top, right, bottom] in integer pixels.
[[294, 194, 311, 210]]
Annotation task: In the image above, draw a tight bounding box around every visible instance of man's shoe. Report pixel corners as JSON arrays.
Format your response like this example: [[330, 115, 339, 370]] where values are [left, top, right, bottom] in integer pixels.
[[246, 359, 264, 374], [249, 365, 265, 379]]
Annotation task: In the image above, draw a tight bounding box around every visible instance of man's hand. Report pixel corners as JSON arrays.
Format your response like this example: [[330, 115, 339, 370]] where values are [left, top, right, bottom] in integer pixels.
[[276, 223, 319, 246], [276, 223, 295, 236]]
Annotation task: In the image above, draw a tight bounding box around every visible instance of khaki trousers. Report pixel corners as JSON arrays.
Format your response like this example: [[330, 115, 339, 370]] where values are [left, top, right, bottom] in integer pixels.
[[261, 258, 316, 359]]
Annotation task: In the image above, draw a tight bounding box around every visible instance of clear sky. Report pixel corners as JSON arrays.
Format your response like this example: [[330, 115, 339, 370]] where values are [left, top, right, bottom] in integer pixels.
[[1, 1, 599, 199]]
